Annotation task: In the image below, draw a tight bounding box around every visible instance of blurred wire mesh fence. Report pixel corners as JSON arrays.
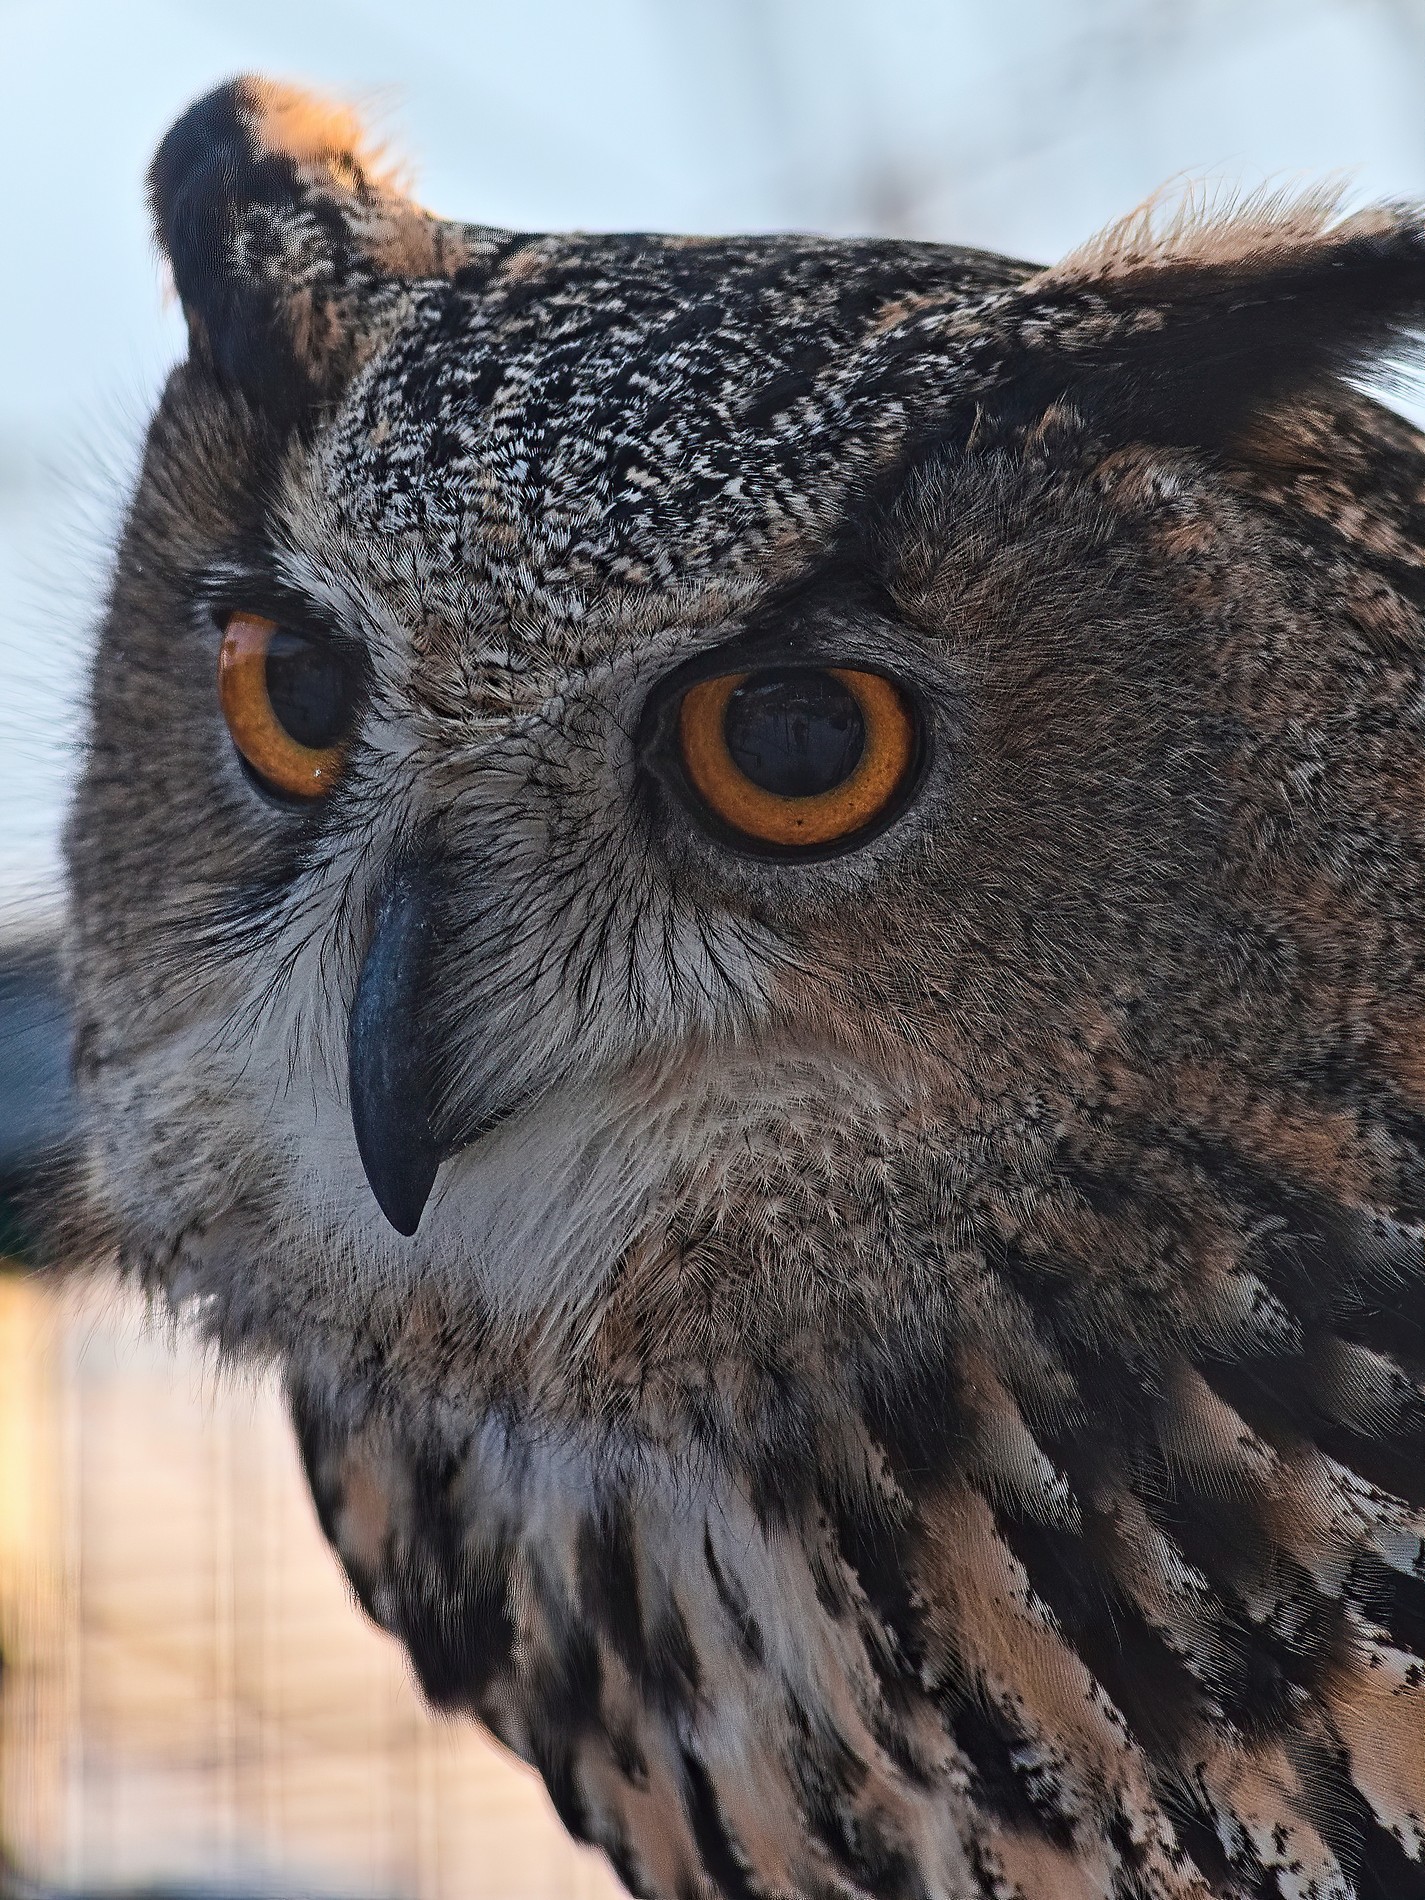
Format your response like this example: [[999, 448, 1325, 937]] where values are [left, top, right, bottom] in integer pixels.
[[0, 1268, 619, 1899]]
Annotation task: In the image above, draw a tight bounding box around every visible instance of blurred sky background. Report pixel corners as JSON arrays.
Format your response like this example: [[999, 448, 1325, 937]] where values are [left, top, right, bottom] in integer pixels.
[[7, 0, 1425, 925]]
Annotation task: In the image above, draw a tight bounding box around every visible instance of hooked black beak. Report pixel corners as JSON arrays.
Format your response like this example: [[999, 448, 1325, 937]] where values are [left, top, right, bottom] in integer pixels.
[[348, 853, 443, 1236]]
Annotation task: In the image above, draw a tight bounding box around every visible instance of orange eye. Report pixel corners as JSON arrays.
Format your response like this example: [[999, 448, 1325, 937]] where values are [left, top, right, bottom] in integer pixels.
[[217, 611, 353, 800], [677, 666, 917, 851]]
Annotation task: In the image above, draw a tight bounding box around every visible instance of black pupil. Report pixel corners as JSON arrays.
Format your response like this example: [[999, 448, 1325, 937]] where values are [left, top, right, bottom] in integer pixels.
[[265, 630, 352, 748], [723, 670, 865, 798]]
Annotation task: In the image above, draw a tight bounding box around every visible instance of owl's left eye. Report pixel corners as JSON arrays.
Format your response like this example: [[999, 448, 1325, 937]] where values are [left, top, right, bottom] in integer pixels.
[[675, 665, 918, 852], [218, 611, 356, 800]]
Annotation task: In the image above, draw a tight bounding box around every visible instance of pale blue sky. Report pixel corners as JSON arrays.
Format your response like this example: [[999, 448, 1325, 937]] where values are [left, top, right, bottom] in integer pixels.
[[5, 0, 1425, 918]]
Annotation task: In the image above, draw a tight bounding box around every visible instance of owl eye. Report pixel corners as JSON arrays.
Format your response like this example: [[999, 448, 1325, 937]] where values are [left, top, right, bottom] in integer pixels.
[[217, 611, 354, 800], [677, 666, 917, 851]]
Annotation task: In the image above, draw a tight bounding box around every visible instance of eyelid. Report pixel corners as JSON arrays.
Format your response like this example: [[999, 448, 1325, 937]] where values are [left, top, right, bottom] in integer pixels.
[[200, 580, 357, 657]]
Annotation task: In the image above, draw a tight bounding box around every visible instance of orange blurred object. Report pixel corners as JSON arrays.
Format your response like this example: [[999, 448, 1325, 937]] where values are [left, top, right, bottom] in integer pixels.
[[0, 1269, 621, 1899]]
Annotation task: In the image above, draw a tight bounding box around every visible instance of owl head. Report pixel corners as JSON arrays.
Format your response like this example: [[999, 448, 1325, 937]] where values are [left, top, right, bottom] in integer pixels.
[[62, 76, 1425, 1410], [61, 78, 1425, 1899]]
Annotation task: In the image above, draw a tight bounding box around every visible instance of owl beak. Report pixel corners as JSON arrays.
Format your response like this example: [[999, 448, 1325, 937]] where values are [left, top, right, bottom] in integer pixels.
[[348, 852, 443, 1236]]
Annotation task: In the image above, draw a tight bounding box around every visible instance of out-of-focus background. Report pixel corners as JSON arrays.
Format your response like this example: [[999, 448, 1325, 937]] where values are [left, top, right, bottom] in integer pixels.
[[5, 1, 1425, 1892]]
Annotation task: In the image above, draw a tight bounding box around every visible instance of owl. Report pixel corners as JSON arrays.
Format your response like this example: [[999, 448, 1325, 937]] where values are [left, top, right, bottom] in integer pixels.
[[61, 73, 1425, 1900]]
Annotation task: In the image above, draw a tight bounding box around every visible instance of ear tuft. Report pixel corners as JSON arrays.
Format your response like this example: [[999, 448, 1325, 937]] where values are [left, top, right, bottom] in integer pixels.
[[1025, 180, 1382, 289], [236, 78, 406, 194], [149, 77, 478, 419], [993, 186, 1425, 459]]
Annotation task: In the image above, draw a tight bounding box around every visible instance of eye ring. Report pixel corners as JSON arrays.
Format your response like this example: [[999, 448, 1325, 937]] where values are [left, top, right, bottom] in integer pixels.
[[677, 666, 917, 851], [218, 611, 349, 800]]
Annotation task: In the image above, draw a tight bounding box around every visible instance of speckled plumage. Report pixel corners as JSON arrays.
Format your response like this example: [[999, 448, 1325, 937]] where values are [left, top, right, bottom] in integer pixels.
[[62, 76, 1425, 1898]]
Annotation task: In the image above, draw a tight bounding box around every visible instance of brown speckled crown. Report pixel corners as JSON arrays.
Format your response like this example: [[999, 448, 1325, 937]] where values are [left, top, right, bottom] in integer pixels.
[[63, 73, 1425, 1899]]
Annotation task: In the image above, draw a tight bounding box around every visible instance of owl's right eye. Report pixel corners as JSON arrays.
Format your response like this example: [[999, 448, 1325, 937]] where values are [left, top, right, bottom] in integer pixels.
[[218, 611, 356, 801]]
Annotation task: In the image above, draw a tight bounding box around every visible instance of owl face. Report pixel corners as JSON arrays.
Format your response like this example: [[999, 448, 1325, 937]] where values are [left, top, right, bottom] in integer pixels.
[[65, 80, 1425, 1411]]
